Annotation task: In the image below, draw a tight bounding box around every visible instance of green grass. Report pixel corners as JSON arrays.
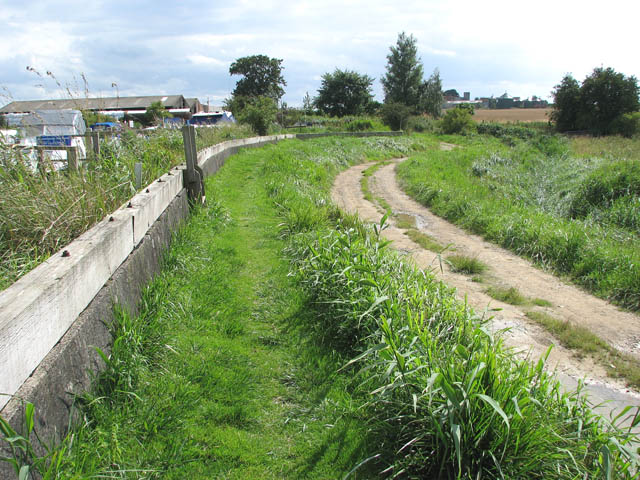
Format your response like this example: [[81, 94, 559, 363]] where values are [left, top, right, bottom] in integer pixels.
[[532, 297, 553, 307], [405, 228, 446, 252], [394, 213, 415, 229], [526, 311, 640, 388], [5, 135, 639, 478], [446, 254, 488, 275], [0, 124, 254, 291], [396, 132, 640, 311], [485, 285, 528, 305]]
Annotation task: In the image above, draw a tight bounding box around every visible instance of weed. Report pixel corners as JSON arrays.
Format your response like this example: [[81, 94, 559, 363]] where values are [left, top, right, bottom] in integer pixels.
[[404, 229, 446, 252], [485, 285, 527, 305], [446, 254, 488, 275]]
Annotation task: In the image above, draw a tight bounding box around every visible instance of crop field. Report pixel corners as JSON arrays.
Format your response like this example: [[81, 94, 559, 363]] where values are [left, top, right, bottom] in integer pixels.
[[397, 126, 640, 311], [6, 135, 638, 478], [473, 108, 552, 123]]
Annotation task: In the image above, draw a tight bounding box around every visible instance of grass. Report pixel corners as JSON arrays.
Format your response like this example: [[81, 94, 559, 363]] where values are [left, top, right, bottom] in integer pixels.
[[359, 160, 393, 212], [526, 311, 640, 388], [0, 135, 427, 478], [446, 254, 488, 275], [485, 285, 528, 305], [0, 124, 254, 291], [404, 228, 446, 252], [4, 134, 639, 478], [396, 131, 640, 311], [394, 212, 415, 229]]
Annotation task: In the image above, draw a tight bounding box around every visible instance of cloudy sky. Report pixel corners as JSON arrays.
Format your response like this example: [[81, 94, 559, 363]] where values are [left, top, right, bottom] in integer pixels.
[[1, 0, 638, 107]]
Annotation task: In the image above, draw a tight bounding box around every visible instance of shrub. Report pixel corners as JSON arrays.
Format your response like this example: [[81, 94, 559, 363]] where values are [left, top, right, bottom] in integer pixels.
[[345, 119, 373, 132], [440, 107, 475, 134], [380, 101, 412, 130], [237, 96, 277, 136], [610, 112, 640, 138], [406, 115, 435, 132]]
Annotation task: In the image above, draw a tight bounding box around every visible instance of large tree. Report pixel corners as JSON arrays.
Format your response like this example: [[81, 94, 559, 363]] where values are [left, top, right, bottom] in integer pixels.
[[551, 67, 639, 134], [314, 69, 374, 117], [229, 55, 286, 102], [381, 32, 424, 108], [579, 67, 639, 134]]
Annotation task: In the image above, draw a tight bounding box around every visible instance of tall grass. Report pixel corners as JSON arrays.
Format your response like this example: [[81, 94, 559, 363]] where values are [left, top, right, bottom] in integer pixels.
[[284, 217, 639, 478], [396, 133, 640, 310], [258, 137, 639, 477], [0, 125, 253, 291]]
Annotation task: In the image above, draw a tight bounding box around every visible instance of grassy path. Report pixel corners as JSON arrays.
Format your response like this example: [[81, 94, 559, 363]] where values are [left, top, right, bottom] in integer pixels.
[[60, 144, 370, 478]]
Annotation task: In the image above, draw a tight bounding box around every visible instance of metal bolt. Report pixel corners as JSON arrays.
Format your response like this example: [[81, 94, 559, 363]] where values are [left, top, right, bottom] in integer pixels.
[[62, 250, 70, 257], [146, 188, 150, 193], [109, 216, 115, 222], [127, 202, 133, 208]]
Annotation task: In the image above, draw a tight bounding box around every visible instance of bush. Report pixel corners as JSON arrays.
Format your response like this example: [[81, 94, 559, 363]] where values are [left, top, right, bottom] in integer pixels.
[[406, 115, 435, 133], [237, 96, 278, 136], [380, 101, 412, 130], [610, 112, 640, 138], [345, 119, 373, 131], [440, 107, 475, 134], [569, 159, 640, 218]]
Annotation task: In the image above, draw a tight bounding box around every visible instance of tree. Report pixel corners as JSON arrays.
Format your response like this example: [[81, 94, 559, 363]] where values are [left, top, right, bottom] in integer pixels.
[[579, 67, 639, 134], [551, 67, 639, 134], [443, 89, 460, 98], [314, 69, 374, 117], [419, 69, 444, 118], [143, 101, 170, 126], [381, 32, 424, 108], [550, 74, 581, 132], [302, 92, 314, 115], [229, 55, 286, 102], [236, 96, 277, 135]]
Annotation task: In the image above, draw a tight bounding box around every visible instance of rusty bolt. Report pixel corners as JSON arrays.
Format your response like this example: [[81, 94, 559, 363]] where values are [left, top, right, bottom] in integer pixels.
[[109, 216, 115, 222], [146, 188, 150, 193], [127, 202, 133, 208], [62, 250, 70, 257]]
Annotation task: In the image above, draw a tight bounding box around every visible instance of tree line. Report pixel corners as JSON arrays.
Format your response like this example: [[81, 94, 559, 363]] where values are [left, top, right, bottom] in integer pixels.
[[223, 32, 443, 134], [222, 33, 639, 137]]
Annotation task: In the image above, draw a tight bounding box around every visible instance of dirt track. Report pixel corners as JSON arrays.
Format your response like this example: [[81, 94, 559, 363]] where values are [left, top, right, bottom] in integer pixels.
[[331, 152, 640, 418]]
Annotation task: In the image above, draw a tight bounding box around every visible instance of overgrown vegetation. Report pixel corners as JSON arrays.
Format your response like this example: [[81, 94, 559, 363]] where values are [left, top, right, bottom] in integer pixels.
[[3, 135, 639, 477], [397, 129, 640, 310], [0, 124, 253, 290]]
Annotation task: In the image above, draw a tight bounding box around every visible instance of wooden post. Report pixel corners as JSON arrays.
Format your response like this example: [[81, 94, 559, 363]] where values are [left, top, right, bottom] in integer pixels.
[[67, 147, 78, 171], [92, 132, 100, 158], [181, 125, 204, 204]]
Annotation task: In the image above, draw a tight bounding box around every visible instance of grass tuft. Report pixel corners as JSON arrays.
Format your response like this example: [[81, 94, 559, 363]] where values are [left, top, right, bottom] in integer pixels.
[[405, 229, 446, 252], [446, 254, 487, 275], [485, 285, 527, 305]]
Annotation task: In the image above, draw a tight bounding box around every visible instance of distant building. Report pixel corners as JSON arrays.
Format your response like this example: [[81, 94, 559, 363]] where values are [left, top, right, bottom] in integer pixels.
[[0, 95, 195, 121]]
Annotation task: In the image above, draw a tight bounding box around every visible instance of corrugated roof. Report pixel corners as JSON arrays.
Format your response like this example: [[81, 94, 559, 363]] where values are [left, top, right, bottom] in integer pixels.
[[0, 95, 187, 113]]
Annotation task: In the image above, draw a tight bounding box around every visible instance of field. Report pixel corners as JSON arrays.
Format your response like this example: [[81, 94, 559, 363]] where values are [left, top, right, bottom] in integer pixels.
[[5, 135, 638, 478], [473, 108, 552, 123]]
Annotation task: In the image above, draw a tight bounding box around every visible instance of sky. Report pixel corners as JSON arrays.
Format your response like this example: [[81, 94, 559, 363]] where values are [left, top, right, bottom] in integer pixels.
[[1, 0, 639, 108]]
